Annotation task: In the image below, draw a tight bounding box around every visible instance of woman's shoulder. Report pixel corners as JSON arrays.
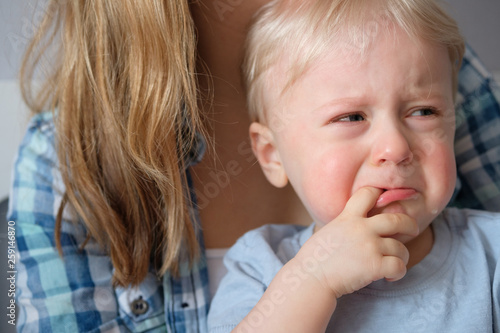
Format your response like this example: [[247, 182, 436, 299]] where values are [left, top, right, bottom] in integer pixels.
[[25, 110, 57, 137], [12, 110, 59, 185], [458, 45, 498, 93], [453, 45, 500, 212], [17, 110, 58, 162], [7, 110, 65, 226]]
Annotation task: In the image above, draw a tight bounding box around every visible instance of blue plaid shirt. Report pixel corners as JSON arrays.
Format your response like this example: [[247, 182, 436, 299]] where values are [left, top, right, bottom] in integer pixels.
[[453, 47, 500, 210], [7, 44, 500, 332], [9, 113, 210, 332]]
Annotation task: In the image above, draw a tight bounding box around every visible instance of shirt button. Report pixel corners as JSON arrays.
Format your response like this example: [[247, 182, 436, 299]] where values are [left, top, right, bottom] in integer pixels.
[[130, 297, 149, 316]]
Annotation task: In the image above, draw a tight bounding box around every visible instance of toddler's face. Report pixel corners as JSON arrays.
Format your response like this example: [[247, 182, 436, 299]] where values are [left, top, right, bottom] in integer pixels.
[[260, 29, 456, 242]]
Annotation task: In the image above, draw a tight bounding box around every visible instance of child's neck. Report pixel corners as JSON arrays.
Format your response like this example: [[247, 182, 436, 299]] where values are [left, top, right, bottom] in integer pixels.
[[406, 225, 434, 269]]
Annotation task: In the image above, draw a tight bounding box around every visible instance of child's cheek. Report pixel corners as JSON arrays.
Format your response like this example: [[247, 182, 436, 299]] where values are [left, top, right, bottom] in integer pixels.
[[424, 141, 456, 213], [300, 154, 355, 225], [438, 147, 457, 205]]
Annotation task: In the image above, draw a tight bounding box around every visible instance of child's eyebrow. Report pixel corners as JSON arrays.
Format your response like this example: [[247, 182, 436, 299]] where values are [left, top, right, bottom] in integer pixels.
[[400, 87, 451, 104], [401, 75, 453, 100], [312, 91, 451, 114]]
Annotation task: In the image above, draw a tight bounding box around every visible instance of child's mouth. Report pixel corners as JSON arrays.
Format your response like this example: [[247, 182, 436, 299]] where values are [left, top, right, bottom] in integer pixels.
[[375, 188, 418, 208]]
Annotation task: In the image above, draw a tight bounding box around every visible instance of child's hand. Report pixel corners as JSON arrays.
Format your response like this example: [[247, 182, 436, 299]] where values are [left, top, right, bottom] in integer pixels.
[[294, 187, 419, 299]]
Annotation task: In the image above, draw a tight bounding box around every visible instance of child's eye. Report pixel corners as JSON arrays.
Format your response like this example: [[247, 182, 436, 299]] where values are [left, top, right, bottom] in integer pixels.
[[410, 108, 437, 117], [334, 113, 366, 122]]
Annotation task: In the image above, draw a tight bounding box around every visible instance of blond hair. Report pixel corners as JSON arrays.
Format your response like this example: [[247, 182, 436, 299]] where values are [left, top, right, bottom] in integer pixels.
[[244, 0, 465, 122], [20, 0, 205, 286]]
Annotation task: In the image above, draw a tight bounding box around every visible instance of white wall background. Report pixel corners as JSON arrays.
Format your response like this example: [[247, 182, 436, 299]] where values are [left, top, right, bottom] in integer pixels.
[[1, 1, 41, 203], [0, 1, 499, 332]]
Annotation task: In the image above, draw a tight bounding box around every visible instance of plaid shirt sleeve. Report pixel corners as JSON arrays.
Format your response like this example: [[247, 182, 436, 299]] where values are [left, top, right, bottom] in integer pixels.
[[8, 111, 210, 333], [451, 45, 500, 211]]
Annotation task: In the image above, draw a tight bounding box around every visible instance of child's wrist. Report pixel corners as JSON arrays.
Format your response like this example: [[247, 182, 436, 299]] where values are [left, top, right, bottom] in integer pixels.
[[277, 257, 339, 317], [286, 253, 341, 300]]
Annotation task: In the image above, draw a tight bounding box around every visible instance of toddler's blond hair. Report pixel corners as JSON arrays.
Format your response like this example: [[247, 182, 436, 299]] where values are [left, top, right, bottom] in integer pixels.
[[243, 0, 465, 123]]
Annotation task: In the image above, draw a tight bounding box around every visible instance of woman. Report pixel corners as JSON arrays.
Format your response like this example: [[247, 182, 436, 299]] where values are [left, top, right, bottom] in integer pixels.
[[10, 0, 500, 332]]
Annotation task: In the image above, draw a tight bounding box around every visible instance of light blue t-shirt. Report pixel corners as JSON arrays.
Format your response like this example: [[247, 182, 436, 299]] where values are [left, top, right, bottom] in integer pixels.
[[208, 208, 500, 332]]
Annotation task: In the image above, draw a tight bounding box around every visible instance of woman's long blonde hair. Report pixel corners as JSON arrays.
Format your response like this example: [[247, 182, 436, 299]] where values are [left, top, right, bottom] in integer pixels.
[[20, 0, 205, 286]]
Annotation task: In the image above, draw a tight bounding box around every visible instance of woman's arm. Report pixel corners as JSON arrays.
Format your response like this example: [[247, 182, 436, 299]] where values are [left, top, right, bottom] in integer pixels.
[[191, 0, 312, 249]]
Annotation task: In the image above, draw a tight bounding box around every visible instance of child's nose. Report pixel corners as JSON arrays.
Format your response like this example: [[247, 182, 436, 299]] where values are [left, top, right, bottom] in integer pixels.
[[370, 125, 413, 166]]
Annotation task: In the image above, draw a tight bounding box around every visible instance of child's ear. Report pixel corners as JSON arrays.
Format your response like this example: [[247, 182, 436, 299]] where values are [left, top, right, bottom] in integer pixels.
[[249, 122, 288, 188]]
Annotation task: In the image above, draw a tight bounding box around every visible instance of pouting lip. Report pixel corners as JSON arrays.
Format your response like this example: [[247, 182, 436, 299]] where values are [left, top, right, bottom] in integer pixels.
[[375, 187, 419, 208], [352, 186, 419, 197], [371, 186, 417, 192]]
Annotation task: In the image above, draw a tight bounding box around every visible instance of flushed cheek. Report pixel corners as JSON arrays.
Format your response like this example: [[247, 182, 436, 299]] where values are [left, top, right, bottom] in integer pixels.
[[427, 147, 456, 205], [299, 152, 357, 224]]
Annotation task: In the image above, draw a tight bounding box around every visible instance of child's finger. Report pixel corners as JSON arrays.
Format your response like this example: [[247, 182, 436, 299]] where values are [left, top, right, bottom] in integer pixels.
[[379, 256, 407, 282], [379, 237, 410, 265], [370, 213, 419, 237], [343, 187, 383, 217]]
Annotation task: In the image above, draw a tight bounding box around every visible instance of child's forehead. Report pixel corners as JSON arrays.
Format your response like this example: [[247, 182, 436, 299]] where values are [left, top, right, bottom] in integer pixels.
[[266, 28, 449, 99], [257, 40, 454, 127]]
